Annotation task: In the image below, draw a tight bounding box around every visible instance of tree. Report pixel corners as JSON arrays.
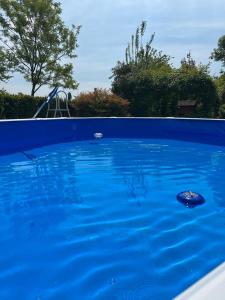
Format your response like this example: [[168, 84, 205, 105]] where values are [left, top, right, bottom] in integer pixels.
[[180, 51, 210, 74], [0, 0, 81, 95], [111, 21, 172, 116], [112, 21, 171, 78], [0, 46, 12, 81], [214, 74, 225, 106], [124, 21, 171, 69], [211, 35, 225, 73], [112, 25, 218, 118], [177, 52, 218, 116]]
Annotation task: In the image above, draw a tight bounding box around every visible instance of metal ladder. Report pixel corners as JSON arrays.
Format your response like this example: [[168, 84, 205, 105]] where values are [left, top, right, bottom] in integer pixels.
[[46, 90, 71, 118], [33, 88, 72, 118]]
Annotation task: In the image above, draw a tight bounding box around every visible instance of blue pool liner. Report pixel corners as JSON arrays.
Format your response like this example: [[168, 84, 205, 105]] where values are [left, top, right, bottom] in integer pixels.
[[1, 117, 225, 155]]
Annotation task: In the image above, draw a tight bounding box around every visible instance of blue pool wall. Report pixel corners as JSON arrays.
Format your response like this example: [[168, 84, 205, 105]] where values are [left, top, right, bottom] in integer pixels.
[[1, 117, 225, 155]]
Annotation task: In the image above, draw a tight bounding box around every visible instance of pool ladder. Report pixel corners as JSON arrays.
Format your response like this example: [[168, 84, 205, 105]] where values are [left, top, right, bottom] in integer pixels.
[[33, 88, 72, 118]]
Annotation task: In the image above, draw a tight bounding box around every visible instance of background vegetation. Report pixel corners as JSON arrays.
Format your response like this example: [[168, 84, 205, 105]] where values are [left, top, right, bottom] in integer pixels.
[[70, 89, 129, 117], [0, 90, 44, 119], [0, 0, 80, 96], [111, 22, 221, 118], [0, 9, 224, 119], [0, 89, 129, 119]]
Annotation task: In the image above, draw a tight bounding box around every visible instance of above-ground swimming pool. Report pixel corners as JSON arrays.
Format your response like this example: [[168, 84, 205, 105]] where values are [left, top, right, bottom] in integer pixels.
[[1, 118, 225, 300]]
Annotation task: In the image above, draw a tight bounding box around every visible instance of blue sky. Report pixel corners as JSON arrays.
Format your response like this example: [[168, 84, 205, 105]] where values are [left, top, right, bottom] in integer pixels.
[[1, 0, 225, 96]]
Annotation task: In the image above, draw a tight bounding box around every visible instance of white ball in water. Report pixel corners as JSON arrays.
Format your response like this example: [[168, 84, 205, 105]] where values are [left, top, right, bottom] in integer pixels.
[[94, 132, 103, 139]]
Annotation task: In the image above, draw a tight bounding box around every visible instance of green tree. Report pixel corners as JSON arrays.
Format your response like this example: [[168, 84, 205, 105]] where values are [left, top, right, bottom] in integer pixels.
[[177, 52, 218, 117], [111, 21, 172, 116], [124, 21, 170, 69], [0, 0, 80, 95], [211, 35, 225, 71], [0, 46, 12, 81], [211, 35, 225, 117], [112, 29, 217, 118], [214, 74, 225, 115], [180, 51, 210, 74], [112, 21, 171, 79]]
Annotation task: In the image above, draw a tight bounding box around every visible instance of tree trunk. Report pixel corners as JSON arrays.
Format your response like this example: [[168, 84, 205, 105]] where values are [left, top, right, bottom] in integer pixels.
[[31, 83, 36, 96]]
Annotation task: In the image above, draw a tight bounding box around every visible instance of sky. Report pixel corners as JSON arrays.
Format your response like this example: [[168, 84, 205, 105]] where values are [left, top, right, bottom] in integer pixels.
[[0, 0, 225, 96]]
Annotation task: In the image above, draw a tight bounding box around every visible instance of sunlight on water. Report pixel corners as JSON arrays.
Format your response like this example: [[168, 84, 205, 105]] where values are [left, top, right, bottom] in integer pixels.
[[0, 138, 225, 299]]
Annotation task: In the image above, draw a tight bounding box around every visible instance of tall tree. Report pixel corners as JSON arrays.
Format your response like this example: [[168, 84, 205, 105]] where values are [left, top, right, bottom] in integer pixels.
[[111, 21, 171, 83], [0, 0, 81, 95], [124, 21, 170, 69], [111, 22, 172, 116]]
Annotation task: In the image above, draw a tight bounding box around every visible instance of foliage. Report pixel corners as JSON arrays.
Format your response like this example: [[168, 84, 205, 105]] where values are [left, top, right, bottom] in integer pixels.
[[219, 104, 225, 118], [0, 46, 12, 81], [111, 22, 171, 83], [112, 67, 172, 116], [215, 74, 225, 104], [112, 25, 218, 118], [211, 35, 225, 71], [180, 52, 210, 74], [0, 91, 44, 119], [111, 21, 173, 116], [173, 53, 218, 116], [112, 64, 218, 117], [123, 21, 171, 69], [0, 20, 222, 119], [70, 89, 129, 117], [0, 0, 80, 95], [173, 70, 218, 117], [0, 89, 129, 119]]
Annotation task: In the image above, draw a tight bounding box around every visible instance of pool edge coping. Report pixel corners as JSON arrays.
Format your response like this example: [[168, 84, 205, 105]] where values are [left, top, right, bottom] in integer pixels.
[[0, 116, 224, 123], [175, 262, 225, 300]]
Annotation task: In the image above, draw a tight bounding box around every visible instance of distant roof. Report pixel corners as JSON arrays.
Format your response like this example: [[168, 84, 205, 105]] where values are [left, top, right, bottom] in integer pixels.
[[177, 100, 197, 107]]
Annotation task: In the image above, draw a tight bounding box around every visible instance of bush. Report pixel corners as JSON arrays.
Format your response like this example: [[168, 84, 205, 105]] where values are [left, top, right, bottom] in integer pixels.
[[171, 70, 219, 117], [112, 67, 218, 118], [0, 89, 129, 119], [219, 104, 225, 118], [0, 91, 44, 119], [215, 74, 225, 105], [70, 89, 129, 117]]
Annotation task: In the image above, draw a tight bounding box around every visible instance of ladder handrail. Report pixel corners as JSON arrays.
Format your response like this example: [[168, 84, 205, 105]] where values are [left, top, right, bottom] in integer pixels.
[[33, 87, 59, 118], [46, 90, 70, 118]]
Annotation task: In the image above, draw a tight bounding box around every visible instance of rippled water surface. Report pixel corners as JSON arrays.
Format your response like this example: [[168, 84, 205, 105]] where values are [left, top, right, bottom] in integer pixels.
[[1, 138, 225, 300]]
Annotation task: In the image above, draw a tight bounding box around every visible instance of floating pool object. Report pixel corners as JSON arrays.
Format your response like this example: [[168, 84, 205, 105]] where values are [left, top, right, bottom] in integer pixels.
[[94, 132, 103, 139], [177, 191, 205, 207]]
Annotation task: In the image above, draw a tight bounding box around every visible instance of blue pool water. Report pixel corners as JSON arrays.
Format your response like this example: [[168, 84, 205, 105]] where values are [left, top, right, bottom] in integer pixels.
[[1, 138, 225, 300]]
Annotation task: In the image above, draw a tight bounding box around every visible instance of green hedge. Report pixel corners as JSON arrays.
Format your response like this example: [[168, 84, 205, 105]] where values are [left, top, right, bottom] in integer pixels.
[[0, 77, 220, 119], [0, 89, 129, 119], [0, 92, 44, 119], [112, 67, 219, 118]]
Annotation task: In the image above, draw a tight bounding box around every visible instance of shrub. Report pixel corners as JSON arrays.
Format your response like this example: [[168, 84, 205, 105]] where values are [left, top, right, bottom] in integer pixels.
[[171, 70, 219, 117], [0, 91, 44, 119], [219, 104, 225, 118], [70, 89, 129, 117], [112, 67, 218, 118], [215, 74, 225, 105]]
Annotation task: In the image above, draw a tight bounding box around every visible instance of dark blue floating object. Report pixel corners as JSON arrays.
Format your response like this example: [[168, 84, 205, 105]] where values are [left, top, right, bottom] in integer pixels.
[[177, 191, 205, 208]]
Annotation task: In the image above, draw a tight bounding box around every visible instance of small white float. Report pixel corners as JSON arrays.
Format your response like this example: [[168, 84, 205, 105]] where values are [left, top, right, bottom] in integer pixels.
[[94, 132, 103, 140]]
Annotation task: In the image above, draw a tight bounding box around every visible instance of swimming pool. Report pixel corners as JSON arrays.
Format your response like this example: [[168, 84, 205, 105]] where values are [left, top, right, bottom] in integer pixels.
[[1, 118, 225, 299]]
